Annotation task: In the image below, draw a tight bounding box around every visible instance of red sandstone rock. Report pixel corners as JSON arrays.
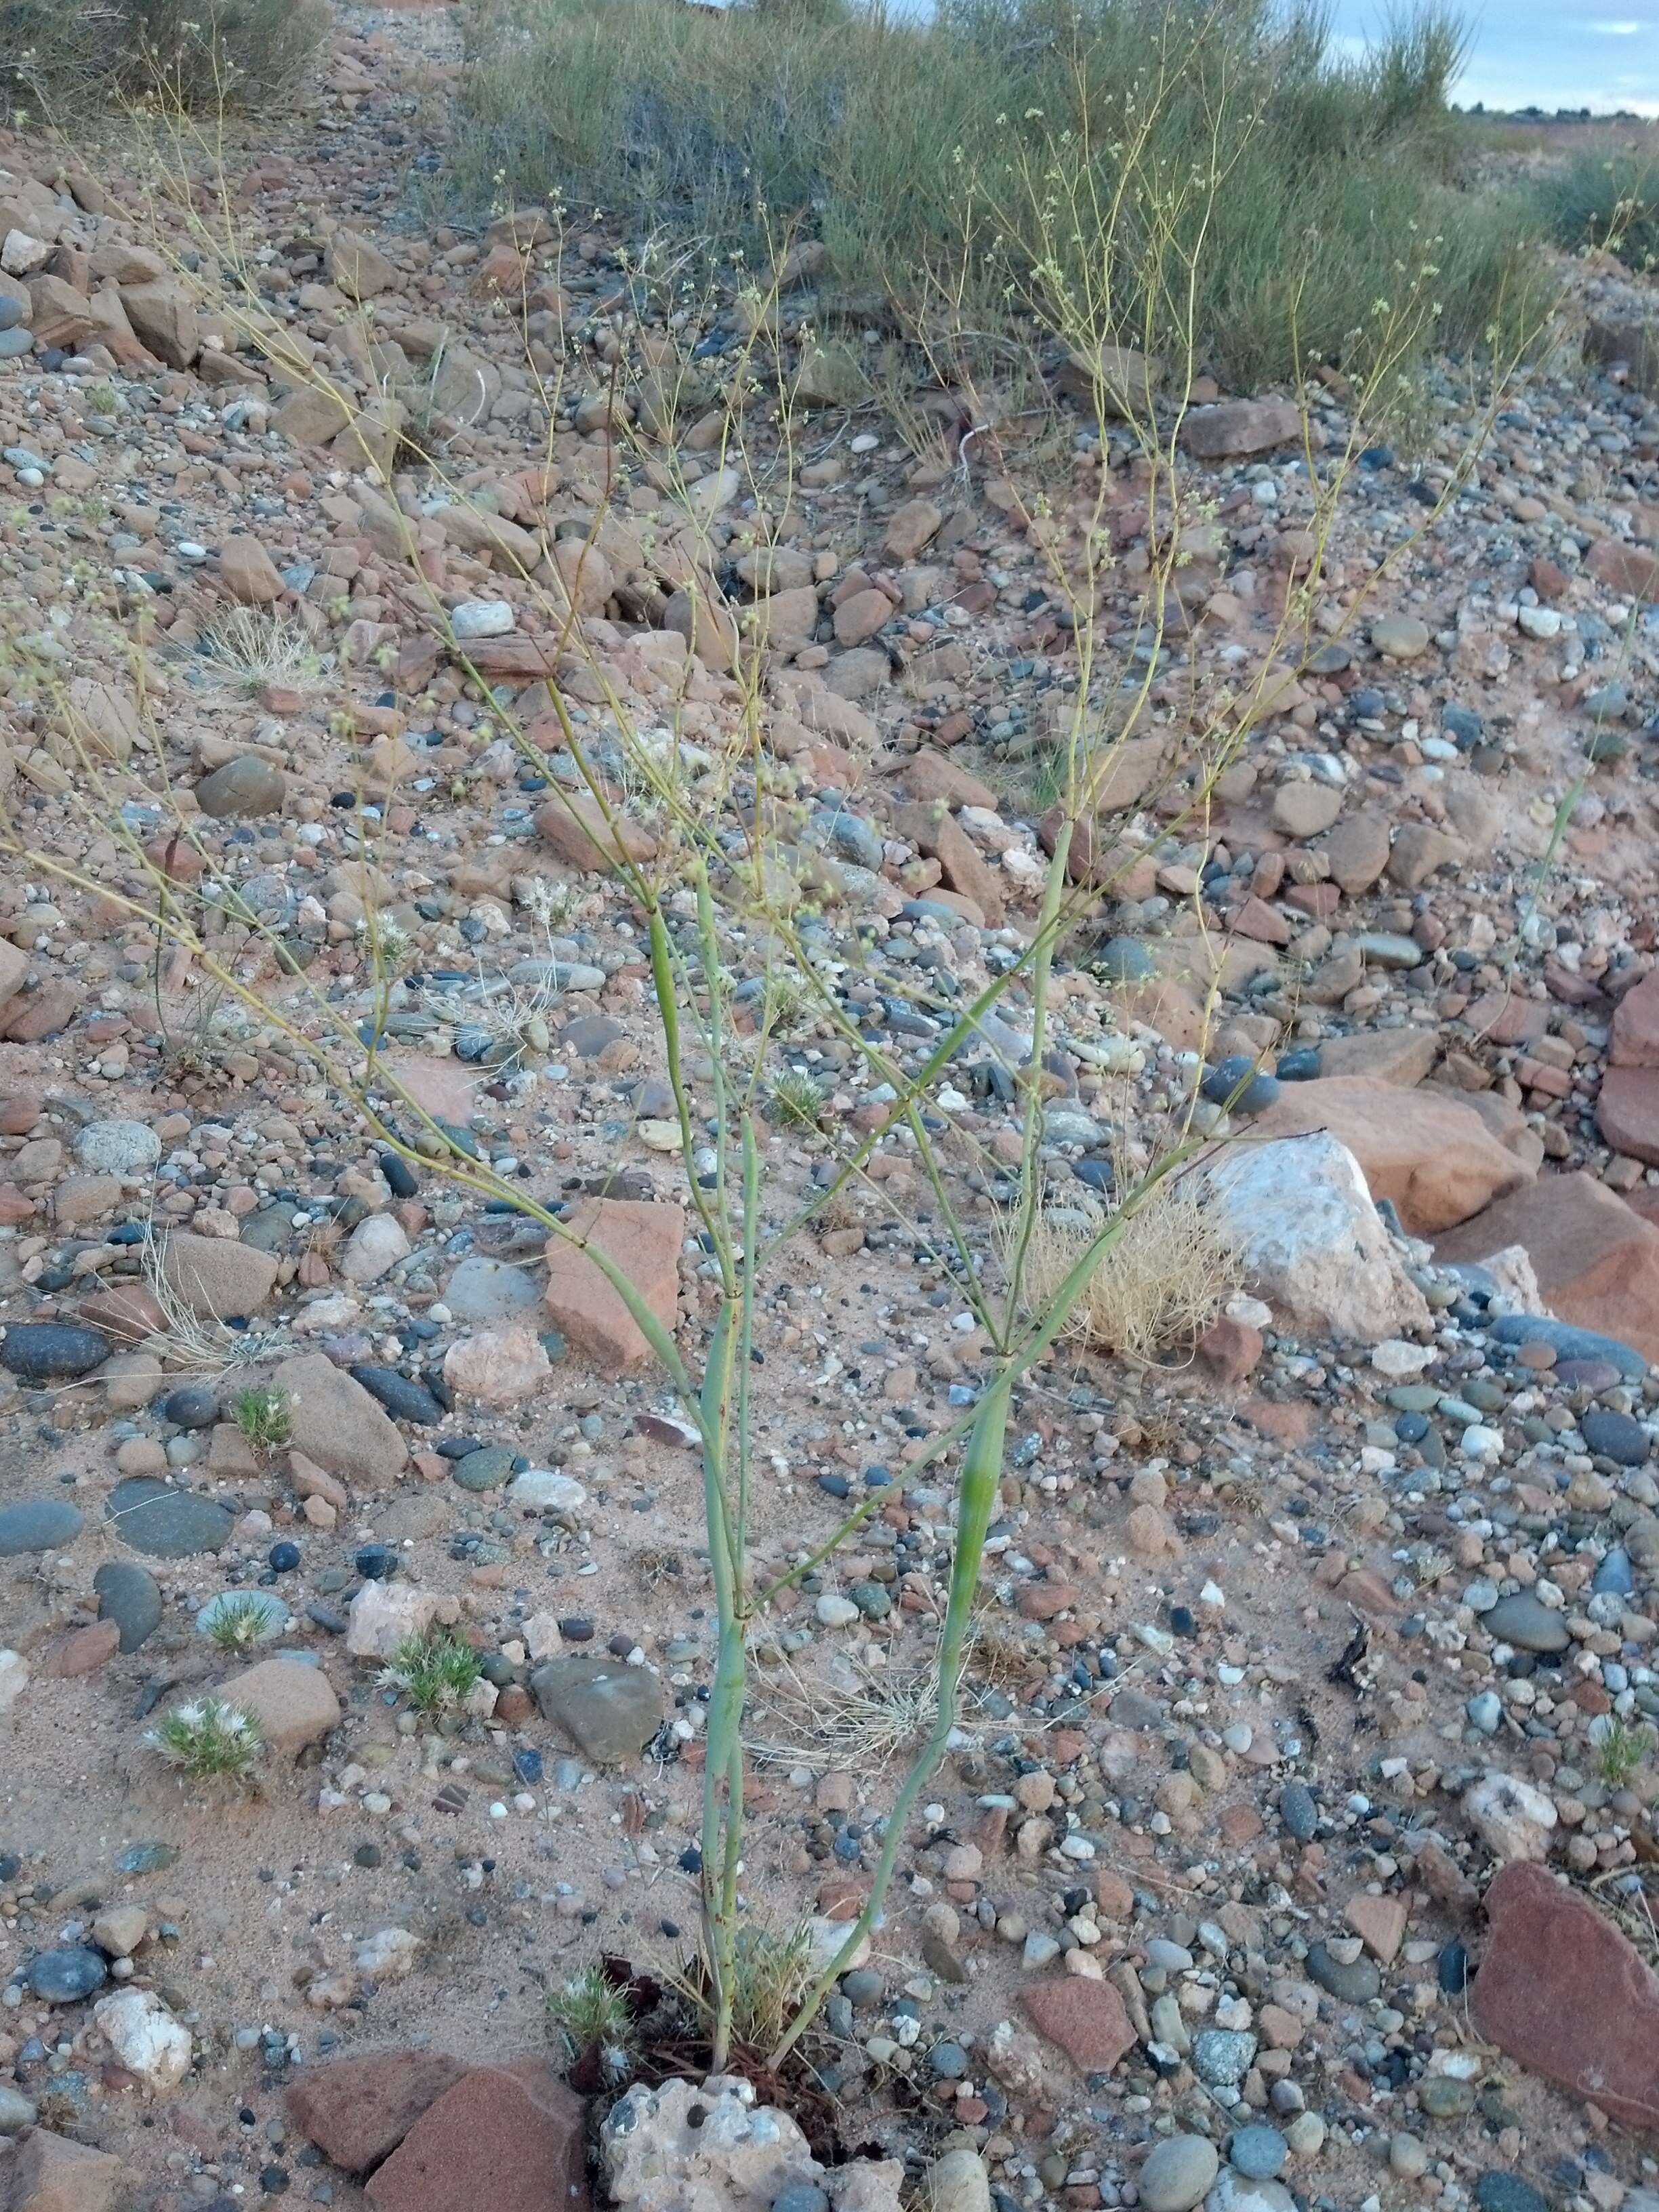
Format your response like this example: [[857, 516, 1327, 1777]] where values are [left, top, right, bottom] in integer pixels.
[[286, 2050, 469, 2175], [1473, 1862, 1659, 2137], [365, 2063, 588, 2212], [1020, 1978, 1136, 2073]]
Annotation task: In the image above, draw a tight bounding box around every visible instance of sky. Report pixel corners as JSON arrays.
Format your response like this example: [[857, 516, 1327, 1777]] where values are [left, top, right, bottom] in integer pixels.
[[1326, 0, 1659, 115]]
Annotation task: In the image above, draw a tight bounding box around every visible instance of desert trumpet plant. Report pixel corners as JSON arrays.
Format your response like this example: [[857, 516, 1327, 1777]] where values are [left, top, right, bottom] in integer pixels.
[[1, 43, 1552, 2073]]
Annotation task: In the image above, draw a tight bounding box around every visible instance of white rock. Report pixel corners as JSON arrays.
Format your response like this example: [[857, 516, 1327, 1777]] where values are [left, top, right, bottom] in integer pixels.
[[0, 1650, 27, 1712], [93, 1989, 192, 2089], [1370, 1339, 1433, 1378], [345, 1580, 438, 1660], [506, 1467, 588, 1514], [603, 2076, 820, 2212], [1, 229, 50, 276], [815, 1594, 860, 1627], [450, 598, 515, 639], [1202, 1132, 1430, 1345], [354, 1926, 421, 1978], [339, 1213, 411, 1284], [1465, 1769, 1557, 1862]]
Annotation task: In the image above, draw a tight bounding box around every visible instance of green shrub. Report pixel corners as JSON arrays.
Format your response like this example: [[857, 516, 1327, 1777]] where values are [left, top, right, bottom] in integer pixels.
[[448, 0, 1547, 390], [1539, 146, 1659, 274], [1, 0, 326, 118]]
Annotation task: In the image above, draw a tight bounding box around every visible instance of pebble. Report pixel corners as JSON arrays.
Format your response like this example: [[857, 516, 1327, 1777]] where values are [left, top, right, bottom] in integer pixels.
[[1227, 2129, 1286, 2182], [1482, 1591, 1568, 1653], [27, 1946, 108, 2003], [1304, 1940, 1381, 2003]]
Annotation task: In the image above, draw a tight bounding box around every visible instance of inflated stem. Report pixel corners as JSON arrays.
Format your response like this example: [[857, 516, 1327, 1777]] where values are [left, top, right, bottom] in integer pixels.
[[765, 1164, 1180, 2070], [766, 1372, 1010, 2070], [697, 1296, 745, 2069]]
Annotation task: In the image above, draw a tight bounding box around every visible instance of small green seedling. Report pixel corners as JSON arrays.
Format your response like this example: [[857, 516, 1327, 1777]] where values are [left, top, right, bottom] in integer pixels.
[[204, 1592, 279, 1654], [379, 1631, 484, 1715], [547, 1962, 638, 2079], [234, 1387, 291, 1452], [149, 1697, 263, 1782]]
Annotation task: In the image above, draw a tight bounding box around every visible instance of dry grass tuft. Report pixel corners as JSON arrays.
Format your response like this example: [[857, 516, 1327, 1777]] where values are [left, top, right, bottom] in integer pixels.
[[198, 605, 322, 691], [140, 1218, 260, 1378], [1013, 1174, 1243, 1365], [749, 1652, 940, 1771]]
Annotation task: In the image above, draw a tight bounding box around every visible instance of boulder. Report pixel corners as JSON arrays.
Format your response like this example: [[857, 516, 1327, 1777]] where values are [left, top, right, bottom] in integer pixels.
[[91, 1989, 191, 2090], [543, 1199, 682, 1373], [1202, 1132, 1430, 1344], [442, 1322, 551, 1406], [346, 1581, 438, 1660], [1598, 1066, 1659, 1165], [119, 281, 199, 369], [535, 790, 657, 874], [327, 230, 397, 300], [1614, 970, 1659, 1067], [1245, 1076, 1532, 1233], [216, 534, 284, 605], [1434, 1172, 1659, 1365]]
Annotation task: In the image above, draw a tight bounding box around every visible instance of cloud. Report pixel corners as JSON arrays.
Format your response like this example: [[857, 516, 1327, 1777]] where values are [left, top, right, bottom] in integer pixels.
[[1589, 18, 1646, 30]]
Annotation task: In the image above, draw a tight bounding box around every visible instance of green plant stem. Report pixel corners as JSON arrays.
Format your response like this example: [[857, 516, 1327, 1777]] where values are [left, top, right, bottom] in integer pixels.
[[697, 1296, 744, 2071], [767, 1370, 1010, 2070]]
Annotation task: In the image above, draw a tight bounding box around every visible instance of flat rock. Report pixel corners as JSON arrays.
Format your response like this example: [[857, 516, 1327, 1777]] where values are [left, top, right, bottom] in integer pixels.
[[0, 2129, 122, 2212], [274, 1353, 409, 1484], [1482, 1592, 1568, 1653], [1473, 1861, 1659, 2137], [1020, 1978, 1135, 2073], [93, 1565, 163, 1654], [529, 1654, 663, 1762], [365, 2062, 588, 2212], [160, 1232, 281, 1323], [1435, 1175, 1659, 1364], [104, 1477, 233, 1559], [443, 1254, 541, 1320], [287, 2050, 471, 2176], [0, 1498, 83, 1556], [543, 1199, 682, 1374], [220, 1657, 341, 1752]]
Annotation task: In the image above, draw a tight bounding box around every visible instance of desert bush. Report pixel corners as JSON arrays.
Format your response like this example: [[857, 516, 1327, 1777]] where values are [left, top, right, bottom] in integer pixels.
[[1, 0, 325, 118], [1538, 146, 1659, 273], [449, 0, 1546, 390]]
